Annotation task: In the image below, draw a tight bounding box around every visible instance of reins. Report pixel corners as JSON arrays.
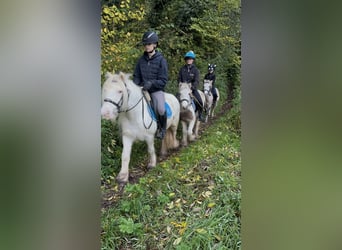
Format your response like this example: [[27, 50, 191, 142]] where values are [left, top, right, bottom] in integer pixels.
[[190, 92, 205, 109], [104, 79, 154, 129]]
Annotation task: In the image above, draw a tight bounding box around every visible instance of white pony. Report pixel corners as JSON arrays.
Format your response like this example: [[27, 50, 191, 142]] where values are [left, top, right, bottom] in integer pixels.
[[203, 79, 220, 121], [101, 72, 180, 184], [178, 82, 206, 146]]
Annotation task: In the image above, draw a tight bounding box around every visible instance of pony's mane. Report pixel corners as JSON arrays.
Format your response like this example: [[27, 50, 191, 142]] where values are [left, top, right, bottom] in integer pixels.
[[104, 72, 133, 87]]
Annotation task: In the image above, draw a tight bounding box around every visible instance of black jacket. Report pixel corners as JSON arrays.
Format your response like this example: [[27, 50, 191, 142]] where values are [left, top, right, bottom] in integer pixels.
[[133, 51, 168, 93], [178, 64, 200, 89], [204, 72, 216, 87]]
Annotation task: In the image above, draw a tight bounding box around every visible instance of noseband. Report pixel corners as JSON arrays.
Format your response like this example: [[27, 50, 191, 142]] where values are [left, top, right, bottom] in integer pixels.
[[104, 95, 123, 112], [179, 94, 192, 109]]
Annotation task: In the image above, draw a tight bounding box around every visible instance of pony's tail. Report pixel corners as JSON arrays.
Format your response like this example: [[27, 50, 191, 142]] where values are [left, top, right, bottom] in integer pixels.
[[164, 128, 179, 149]]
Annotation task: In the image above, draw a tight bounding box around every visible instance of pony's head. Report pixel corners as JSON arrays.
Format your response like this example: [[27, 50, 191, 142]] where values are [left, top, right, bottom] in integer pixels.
[[203, 79, 213, 96], [101, 72, 130, 121], [178, 82, 192, 109]]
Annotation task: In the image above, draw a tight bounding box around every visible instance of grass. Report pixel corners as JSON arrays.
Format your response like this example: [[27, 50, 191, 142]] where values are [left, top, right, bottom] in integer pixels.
[[101, 109, 241, 249]]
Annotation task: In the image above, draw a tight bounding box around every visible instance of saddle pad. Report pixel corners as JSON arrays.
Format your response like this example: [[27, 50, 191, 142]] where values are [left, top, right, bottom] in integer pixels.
[[191, 100, 196, 111], [148, 102, 172, 121]]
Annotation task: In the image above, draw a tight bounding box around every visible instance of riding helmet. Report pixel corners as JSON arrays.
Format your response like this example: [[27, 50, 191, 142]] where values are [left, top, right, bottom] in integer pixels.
[[142, 31, 159, 45], [208, 64, 216, 71], [184, 50, 196, 60]]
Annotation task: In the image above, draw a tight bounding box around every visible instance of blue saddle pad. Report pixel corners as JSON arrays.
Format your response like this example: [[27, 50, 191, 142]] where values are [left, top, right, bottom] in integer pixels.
[[191, 100, 196, 111], [148, 102, 172, 121]]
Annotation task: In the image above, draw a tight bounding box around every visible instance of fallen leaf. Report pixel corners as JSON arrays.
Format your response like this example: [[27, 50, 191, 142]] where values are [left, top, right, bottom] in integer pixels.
[[173, 237, 182, 245], [196, 228, 207, 234], [207, 202, 216, 208]]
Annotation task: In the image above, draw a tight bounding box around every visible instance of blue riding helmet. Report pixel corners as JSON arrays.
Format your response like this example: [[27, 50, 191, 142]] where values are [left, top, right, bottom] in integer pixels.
[[184, 51, 196, 59]]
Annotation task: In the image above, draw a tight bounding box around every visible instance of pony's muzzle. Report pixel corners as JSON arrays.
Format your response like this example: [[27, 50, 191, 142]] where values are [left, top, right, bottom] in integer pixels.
[[101, 104, 116, 120]]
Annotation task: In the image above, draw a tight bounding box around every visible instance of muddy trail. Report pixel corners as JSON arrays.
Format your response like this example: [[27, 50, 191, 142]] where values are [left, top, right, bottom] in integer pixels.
[[101, 82, 235, 209]]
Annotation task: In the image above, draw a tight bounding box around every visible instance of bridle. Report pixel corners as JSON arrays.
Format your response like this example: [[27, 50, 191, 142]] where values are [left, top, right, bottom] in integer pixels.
[[103, 96, 123, 111], [203, 83, 212, 96], [103, 80, 143, 113], [103, 78, 153, 129], [179, 93, 192, 109]]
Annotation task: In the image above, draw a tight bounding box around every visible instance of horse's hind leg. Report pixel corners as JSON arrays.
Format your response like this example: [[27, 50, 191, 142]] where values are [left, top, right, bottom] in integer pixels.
[[146, 136, 156, 169], [117, 136, 133, 184], [171, 124, 179, 148]]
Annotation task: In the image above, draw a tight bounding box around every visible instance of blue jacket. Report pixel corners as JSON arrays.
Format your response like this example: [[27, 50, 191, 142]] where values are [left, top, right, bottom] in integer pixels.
[[133, 51, 168, 93]]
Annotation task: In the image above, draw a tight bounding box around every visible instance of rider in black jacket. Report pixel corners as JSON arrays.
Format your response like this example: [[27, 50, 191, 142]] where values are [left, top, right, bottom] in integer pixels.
[[133, 31, 168, 139], [178, 51, 205, 122], [204, 64, 218, 105]]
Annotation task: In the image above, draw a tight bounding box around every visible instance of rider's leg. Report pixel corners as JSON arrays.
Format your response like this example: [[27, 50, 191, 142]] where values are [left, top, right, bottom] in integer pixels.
[[192, 89, 205, 122], [151, 91, 166, 139]]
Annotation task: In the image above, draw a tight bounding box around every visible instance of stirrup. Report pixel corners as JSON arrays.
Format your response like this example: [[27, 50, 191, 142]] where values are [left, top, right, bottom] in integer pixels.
[[199, 113, 206, 122], [156, 129, 166, 139]]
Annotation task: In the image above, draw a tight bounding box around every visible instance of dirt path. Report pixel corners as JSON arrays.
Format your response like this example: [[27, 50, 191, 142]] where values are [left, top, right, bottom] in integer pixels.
[[101, 82, 235, 209]]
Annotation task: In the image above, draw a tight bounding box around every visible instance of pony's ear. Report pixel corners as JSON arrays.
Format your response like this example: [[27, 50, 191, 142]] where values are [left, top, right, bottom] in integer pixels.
[[214, 64, 217, 68], [105, 72, 112, 79], [208, 63, 210, 66], [119, 72, 125, 81]]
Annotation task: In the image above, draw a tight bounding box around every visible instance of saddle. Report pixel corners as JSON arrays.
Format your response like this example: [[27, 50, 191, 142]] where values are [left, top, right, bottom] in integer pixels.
[[142, 90, 172, 120]]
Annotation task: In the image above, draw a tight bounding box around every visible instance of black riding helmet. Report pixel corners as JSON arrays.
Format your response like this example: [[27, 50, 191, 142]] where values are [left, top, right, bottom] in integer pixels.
[[208, 64, 216, 72], [142, 31, 159, 45]]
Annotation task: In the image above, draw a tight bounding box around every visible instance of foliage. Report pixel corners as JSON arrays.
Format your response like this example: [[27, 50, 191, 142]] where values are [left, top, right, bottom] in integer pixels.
[[101, 110, 241, 249], [101, 0, 146, 76]]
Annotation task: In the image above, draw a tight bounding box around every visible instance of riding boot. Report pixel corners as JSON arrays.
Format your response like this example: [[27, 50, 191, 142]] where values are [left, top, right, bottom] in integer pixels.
[[156, 112, 167, 139], [196, 103, 206, 122], [198, 108, 206, 122]]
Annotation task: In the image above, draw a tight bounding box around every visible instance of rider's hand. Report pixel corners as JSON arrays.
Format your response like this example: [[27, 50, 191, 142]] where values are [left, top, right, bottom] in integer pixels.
[[143, 81, 152, 90]]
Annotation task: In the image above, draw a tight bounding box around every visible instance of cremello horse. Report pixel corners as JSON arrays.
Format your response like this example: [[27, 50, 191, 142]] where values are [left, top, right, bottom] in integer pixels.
[[203, 79, 220, 121], [101, 72, 180, 184], [178, 82, 206, 146]]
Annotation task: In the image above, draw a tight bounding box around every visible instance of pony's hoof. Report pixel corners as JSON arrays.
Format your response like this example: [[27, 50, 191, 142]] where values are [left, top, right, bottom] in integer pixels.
[[116, 173, 128, 184], [147, 164, 155, 170], [189, 136, 196, 142], [118, 182, 127, 193]]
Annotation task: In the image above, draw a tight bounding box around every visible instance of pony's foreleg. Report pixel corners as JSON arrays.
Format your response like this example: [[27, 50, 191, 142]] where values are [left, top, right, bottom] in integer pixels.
[[117, 136, 133, 184], [194, 118, 201, 137], [146, 136, 156, 169], [181, 120, 188, 146], [171, 124, 179, 148], [188, 117, 196, 141]]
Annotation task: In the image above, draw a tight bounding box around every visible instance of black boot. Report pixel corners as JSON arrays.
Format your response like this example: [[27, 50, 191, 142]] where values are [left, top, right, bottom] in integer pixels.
[[199, 111, 206, 122], [197, 106, 206, 122], [156, 112, 167, 139]]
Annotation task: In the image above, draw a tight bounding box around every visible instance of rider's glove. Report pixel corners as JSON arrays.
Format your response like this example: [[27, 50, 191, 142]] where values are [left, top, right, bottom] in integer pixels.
[[143, 81, 153, 91]]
